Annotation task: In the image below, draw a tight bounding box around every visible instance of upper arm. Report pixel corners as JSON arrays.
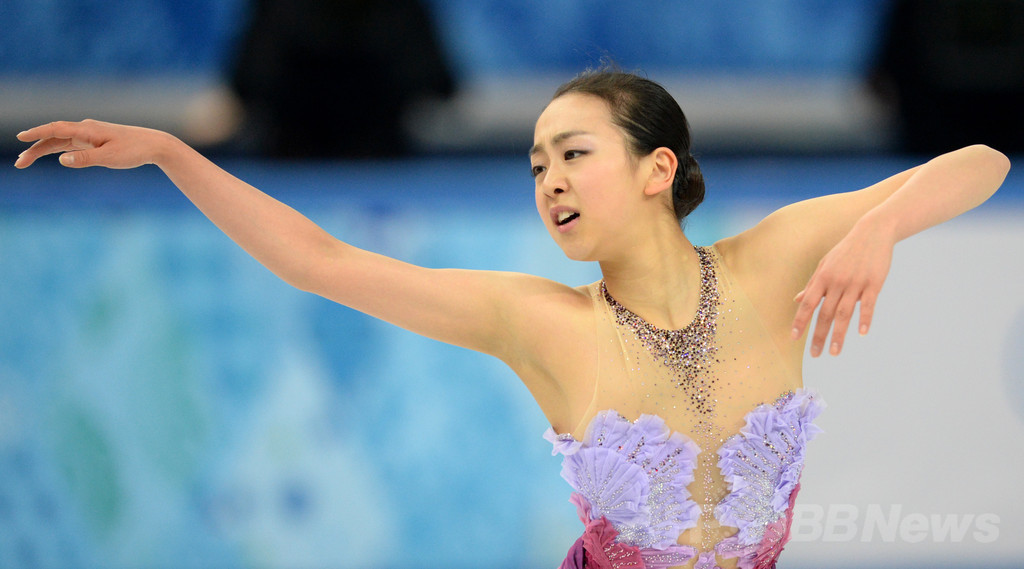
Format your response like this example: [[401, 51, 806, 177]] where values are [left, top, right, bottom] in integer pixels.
[[301, 241, 598, 397], [300, 243, 596, 427], [719, 164, 922, 332], [302, 242, 585, 358]]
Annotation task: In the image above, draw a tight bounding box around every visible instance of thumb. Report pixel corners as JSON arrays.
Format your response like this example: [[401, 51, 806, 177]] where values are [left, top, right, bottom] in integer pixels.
[[59, 150, 92, 168]]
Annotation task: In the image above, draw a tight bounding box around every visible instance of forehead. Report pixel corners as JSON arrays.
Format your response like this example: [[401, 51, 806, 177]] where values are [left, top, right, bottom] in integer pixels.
[[533, 93, 617, 145]]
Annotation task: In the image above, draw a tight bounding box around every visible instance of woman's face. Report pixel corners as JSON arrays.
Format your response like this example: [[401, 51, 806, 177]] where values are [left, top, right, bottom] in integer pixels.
[[531, 93, 647, 262]]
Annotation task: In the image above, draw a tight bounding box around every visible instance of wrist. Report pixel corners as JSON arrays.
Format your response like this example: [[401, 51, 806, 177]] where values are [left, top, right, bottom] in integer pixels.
[[854, 206, 900, 245], [149, 129, 188, 169]]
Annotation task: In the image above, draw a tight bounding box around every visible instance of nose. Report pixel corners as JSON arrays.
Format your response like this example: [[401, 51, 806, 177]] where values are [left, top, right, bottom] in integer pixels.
[[538, 166, 567, 198], [543, 185, 565, 197]]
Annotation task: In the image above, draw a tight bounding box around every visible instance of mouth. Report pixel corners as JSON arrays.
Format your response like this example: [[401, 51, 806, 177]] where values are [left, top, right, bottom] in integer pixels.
[[556, 211, 580, 226], [548, 206, 581, 233]]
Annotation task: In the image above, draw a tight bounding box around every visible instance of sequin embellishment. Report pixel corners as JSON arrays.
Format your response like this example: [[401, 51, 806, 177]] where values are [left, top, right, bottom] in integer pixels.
[[601, 246, 721, 413]]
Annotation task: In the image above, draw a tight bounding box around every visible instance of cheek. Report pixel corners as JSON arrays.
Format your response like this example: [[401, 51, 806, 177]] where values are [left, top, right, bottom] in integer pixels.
[[534, 188, 547, 223]]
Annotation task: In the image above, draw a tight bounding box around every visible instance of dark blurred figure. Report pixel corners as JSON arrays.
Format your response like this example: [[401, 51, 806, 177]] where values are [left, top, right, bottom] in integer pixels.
[[229, 0, 456, 158], [871, 0, 1024, 153]]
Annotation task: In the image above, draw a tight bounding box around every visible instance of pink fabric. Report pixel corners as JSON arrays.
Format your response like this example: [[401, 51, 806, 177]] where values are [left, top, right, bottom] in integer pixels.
[[559, 537, 586, 569], [582, 516, 646, 569], [748, 482, 801, 569], [570, 493, 647, 569]]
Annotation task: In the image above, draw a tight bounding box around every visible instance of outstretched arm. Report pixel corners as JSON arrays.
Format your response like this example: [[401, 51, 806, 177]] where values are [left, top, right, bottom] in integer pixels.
[[12, 120, 567, 364], [18, 120, 359, 297], [790, 144, 1010, 356]]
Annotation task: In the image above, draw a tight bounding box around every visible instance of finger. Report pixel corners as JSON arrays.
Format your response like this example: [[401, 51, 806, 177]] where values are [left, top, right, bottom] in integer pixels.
[[809, 291, 841, 357], [858, 288, 878, 336], [18, 121, 73, 143], [790, 280, 822, 340], [58, 149, 98, 168], [14, 137, 87, 169], [14, 140, 66, 169], [16, 127, 43, 143], [827, 293, 859, 356], [17, 120, 99, 144], [25, 136, 76, 156], [13, 150, 33, 169]]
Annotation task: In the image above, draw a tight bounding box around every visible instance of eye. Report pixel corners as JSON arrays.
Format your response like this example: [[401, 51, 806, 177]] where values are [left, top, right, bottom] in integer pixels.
[[531, 164, 546, 178], [564, 149, 586, 161]]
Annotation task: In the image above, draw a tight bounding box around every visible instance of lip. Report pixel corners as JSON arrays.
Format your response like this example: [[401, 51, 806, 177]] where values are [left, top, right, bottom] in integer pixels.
[[549, 206, 580, 233]]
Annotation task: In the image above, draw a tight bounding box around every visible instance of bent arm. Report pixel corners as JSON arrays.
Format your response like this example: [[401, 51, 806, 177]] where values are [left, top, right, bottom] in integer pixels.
[[727, 144, 1010, 358], [855, 144, 1009, 244], [794, 144, 1009, 355]]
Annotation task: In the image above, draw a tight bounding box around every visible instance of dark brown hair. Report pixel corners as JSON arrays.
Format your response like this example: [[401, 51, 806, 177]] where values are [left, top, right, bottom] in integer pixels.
[[554, 70, 705, 222]]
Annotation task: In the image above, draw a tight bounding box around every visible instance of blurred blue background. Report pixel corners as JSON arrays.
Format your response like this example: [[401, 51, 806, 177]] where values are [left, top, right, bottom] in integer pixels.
[[0, 0, 903, 156], [2, 2, 1023, 569], [0, 0, 884, 76]]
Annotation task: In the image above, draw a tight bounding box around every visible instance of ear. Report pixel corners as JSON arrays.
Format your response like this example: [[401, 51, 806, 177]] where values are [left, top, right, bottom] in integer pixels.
[[642, 147, 677, 197]]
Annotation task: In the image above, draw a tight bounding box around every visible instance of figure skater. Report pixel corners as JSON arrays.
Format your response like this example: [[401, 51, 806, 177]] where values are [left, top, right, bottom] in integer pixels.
[[13, 70, 1009, 569]]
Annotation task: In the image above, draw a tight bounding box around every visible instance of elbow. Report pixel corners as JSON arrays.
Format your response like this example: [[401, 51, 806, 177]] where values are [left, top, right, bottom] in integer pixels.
[[951, 145, 1011, 205], [282, 237, 351, 297], [992, 147, 1011, 178], [272, 263, 319, 295], [967, 144, 1011, 178], [282, 272, 319, 296], [982, 145, 1011, 199]]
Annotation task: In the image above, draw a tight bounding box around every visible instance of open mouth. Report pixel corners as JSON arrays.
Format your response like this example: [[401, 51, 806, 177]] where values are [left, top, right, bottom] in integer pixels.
[[557, 212, 580, 226]]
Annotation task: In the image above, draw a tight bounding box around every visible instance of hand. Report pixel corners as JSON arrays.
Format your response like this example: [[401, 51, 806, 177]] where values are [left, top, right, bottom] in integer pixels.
[[14, 119, 173, 170], [790, 216, 895, 357]]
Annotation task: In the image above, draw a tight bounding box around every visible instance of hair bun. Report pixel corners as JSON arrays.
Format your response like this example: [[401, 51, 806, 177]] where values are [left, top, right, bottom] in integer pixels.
[[674, 153, 705, 220]]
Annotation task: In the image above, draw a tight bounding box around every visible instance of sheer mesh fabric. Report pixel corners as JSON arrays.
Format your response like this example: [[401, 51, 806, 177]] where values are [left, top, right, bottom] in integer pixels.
[[563, 245, 805, 569]]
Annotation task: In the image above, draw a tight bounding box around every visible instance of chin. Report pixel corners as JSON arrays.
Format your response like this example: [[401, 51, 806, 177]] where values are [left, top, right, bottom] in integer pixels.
[[557, 246, 596, 263], [548, 228, 597, 262]]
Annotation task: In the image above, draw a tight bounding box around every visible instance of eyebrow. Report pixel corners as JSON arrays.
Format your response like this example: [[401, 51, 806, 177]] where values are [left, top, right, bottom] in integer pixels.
[[529, 130, 591, 157]]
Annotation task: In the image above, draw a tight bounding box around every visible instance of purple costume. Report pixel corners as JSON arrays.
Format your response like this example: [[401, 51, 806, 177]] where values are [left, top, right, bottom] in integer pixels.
[[544, 247, 825, 569]]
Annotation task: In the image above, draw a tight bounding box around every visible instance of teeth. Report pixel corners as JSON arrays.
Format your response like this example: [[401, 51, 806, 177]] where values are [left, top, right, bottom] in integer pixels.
[[557, 211, 577, 224]]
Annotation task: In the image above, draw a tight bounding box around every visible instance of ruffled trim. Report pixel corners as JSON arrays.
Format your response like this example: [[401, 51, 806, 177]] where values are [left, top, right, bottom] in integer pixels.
[[549, 411, 702, 551], [715, 389, 824, 547], [544, 427, 584, 456], [549, 392, 823, 568]]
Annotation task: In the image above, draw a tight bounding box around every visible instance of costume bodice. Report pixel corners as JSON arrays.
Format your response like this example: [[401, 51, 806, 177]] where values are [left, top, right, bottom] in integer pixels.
[[544, 246, 825, 569]]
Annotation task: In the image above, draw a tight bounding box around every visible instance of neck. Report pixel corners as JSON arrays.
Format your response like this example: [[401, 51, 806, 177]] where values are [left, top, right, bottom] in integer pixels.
[[598, 221, 701, 330]]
